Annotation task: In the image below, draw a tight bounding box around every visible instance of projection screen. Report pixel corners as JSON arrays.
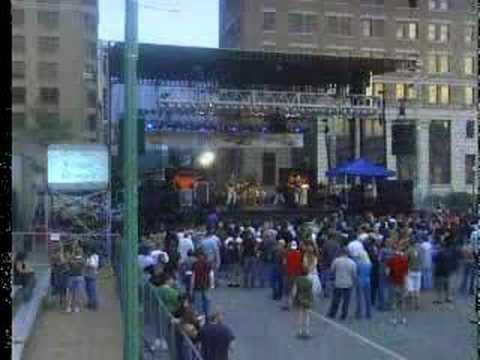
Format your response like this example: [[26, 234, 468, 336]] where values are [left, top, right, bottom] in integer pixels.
[[48, 144, 110, 191]]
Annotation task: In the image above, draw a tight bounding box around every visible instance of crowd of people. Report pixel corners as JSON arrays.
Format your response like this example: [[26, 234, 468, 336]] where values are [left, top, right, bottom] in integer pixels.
[[48, 240, 101, 313], [138, 208, 477, 357]]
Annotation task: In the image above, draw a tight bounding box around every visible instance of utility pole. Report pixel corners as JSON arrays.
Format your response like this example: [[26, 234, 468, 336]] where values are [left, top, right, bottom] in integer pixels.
[[123, 0, 140, 359]]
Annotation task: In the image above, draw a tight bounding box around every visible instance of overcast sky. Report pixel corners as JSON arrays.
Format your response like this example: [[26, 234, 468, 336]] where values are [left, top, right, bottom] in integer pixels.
[[98, 0, 219, 47]]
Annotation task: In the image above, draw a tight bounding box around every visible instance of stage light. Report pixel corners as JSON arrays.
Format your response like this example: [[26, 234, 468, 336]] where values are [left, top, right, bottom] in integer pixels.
[[198, 151, 215, 167]]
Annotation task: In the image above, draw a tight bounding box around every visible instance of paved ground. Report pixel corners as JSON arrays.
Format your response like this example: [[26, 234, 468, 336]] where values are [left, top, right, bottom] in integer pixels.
[[23, 274, 123, 360], [211, 280, 476, 360]]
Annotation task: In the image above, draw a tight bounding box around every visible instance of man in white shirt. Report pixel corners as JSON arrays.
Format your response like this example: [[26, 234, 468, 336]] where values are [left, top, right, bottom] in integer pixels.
[[178, 232, 194, 264], [85, 247, 100, 310]]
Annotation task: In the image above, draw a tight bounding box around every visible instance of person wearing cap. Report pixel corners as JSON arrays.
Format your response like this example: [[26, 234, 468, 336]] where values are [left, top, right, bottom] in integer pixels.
[[282, 241, 303, 311]]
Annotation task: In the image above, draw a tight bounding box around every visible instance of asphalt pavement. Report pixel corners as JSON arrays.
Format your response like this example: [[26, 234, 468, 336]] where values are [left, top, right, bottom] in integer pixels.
[[210, 281, 476, 360]]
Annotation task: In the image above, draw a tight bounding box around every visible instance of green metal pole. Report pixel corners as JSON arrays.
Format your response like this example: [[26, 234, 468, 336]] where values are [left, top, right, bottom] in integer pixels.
[[123, 0, 140, 359]]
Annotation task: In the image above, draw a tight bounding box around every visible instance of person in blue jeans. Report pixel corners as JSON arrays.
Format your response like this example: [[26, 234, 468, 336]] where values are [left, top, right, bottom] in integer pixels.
[[241, 234, 258, 288], [191, 251, 211, 317], [377, 241, 394, 311], [355, 250, 372, 319], [271, 240, 286, 300], [459, 243, 475, 295], [84, 248, 100, 310]]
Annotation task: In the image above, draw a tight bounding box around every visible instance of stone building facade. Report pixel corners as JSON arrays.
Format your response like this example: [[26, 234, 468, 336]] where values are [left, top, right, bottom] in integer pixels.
[[220, 0, 478, 202]]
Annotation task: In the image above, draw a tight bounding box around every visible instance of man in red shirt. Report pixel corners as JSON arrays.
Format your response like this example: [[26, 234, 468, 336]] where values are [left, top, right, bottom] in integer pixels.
[[282, 241, 304, 311], [387, 249, 409, 325]]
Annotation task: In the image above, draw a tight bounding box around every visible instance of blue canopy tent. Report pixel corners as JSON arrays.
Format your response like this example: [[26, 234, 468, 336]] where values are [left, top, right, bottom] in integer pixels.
[[326, 158, 395, 209]]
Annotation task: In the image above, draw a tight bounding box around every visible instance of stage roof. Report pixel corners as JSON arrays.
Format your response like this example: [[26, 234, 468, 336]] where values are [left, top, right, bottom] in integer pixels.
[[107, 43, 410, 90]]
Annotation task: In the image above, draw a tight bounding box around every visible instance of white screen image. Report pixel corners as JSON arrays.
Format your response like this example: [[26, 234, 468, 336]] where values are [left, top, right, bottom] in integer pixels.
[[48, 145, 109, 191]]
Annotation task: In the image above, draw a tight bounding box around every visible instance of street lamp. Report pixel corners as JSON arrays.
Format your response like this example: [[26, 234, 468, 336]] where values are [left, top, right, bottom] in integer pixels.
[[198, 150, 215, 168]]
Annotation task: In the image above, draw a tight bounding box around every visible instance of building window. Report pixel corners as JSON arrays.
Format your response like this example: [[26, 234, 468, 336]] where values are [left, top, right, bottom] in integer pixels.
[[288, 13, 317, 34], [86, 41, 97, 60], [87, 90, 97, 108], [38, 11, 59, 28], [395, 84, 405, 99], [84, 14, 97, 36], [82, 0, 97, 5], [37, 0, 60, 4], [12, 113, 26, 129], [262, 44, 276, 52], [263, 11, 276, 32], [38, 112, 60, 128], [464, 57, 474, 75], [428, 23, 449, 43], [428, 85, 450, 104], [12, 87, 26, 104], [396, 22, 418, 40], [12, 9, 25, 27], [12, 61, 26, 79], [430, 120, 451, 185], [465, 26, 474, 44], [427, 54, 450, 73], [465, 155, 475, 185], [327, 16, 352, 36], [360, 0, 384, 5], [465, 87, 474, 105], [38, 36, 60, 53], [428, 0, 449, 10], [39, 87, 59, 106], [466, 120, 475, 138], [13, 35, 25, 54], [395, 84, 416, 100], [361, 19, 385, 37], [373, 83, 384, 96], [87, 114, 97, 131], [439, 85, 449, 104], [38, 62, 58, 80]]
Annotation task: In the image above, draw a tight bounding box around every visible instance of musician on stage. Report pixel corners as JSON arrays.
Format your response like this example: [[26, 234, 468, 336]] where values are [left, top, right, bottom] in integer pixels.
[[293, 174, 303, 206], [173, 170, 196, 209], [225, 179, 238, 209], [299, 178, 310, 207]]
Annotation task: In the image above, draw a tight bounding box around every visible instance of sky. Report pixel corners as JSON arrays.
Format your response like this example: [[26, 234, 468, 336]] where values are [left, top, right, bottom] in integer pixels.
[[98, 0, 219, 48]]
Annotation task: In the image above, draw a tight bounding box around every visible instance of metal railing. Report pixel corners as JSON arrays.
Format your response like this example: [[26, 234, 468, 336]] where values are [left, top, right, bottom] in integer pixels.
[[12, 232, 118, 268], [110, 234, 203, 360], [142, 283, 204, 360]]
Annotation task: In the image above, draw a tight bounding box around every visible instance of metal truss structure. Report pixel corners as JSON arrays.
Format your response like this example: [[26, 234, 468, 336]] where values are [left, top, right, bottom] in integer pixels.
[[157, 87, 383, 117]]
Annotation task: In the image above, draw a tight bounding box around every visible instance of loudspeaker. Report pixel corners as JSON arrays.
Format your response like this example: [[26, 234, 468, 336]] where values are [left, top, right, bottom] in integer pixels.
[[391, 124, 416, 155], [377, 180, 413, 213]]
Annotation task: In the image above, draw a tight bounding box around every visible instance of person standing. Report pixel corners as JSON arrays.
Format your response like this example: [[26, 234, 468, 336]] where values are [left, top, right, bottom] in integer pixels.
[[327, 248, 357, 320], [355, 250, 372, 319], [282, 241, 303, 311], [387, 248, 409, 325], [191, 251, 212, 317], [198, 311, 235, 360], [201, 228, 221, 288], [66, 249, 85, 313], [292, 274, 313, 338], [240, 232, 257, 288], [84, 246, 100, 310], [406, 239, 423, 310], [271, 239, 286, 300], [433, 240, 459, 304], [420, 234, 434, 290]]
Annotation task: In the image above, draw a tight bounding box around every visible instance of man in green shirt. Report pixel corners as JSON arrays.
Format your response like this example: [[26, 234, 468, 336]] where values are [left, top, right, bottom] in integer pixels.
[[154, 273, 180, 314]]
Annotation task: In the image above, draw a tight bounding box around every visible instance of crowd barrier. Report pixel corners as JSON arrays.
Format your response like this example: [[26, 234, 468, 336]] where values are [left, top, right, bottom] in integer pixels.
[[110, 234, 203, 360]]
